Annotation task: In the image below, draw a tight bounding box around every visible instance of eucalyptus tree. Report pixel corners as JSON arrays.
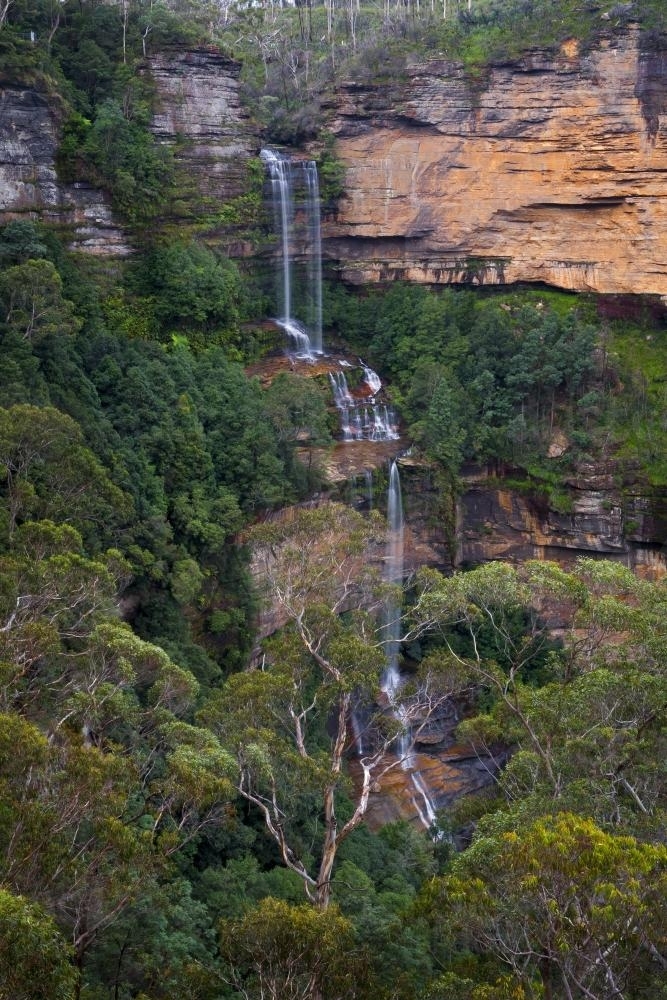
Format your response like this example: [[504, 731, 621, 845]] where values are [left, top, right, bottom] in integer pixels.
[[420, 813, 667, 1000], [0, 515, 237, 993], [219, 897, 378, 1000], [410, 558, 667, 833], [202, 502, 462, 909]]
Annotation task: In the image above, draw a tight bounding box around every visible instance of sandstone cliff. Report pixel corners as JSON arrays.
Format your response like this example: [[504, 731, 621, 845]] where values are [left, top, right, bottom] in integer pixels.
[[457, 464, 667, 576], [5, 29, 667, 296], [148, 48, 259, 247], [0, 82, 131, 254], [325, 27, 667, 296], [0, 48, 257, 251]]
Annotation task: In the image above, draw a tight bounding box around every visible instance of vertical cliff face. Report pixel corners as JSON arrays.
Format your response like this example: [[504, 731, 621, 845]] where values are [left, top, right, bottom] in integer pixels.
[[457, 464, 667, 577], [0, 87, 61, 213], [0, 49, 258, 251], [0, 83, 131, 253], [148, 48, 259, 242], [325, 28, 667, 295]]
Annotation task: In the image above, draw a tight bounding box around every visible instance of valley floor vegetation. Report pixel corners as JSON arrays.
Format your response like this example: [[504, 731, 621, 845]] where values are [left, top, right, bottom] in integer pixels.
[[0, 213, 666, 999]]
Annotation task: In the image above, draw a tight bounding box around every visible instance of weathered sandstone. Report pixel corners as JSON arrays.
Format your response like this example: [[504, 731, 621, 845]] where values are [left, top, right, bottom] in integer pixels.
[[457, 463, 667, 576], [325, 27, 667, 295], [0, 83, 131, 254], [0, 48, 257, 251], [148, 48, 258, 239]]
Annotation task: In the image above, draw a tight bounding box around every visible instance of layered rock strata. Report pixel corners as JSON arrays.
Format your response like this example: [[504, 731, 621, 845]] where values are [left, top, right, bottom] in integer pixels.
[[0, 48, 256, 251], [148, 48, 258, 244], [325, 28, 667, 295], [0, 84, 130, 253], [457, 464, 667, 575]]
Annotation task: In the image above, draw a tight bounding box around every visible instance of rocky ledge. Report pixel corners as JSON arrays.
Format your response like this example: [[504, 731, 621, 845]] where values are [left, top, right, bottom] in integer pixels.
[[148, 47, 259, 243], [325, 27, 667, 296], [457, 463, 667, 576]]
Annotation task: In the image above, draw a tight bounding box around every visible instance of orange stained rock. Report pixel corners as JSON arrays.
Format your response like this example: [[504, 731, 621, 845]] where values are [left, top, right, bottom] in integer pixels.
[[325, 28, 667, 296]]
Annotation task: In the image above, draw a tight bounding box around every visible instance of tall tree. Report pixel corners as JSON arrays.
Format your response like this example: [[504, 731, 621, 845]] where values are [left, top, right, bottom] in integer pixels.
[[421, 813, 667, 1000], [202, 503, 461, 908]]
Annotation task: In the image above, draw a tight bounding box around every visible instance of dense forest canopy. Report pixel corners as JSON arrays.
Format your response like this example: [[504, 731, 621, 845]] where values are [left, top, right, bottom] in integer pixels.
[[1, 0, 667, 996]]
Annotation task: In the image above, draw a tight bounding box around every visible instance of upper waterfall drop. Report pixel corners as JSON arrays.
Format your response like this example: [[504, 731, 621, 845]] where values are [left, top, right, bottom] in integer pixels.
[[304, 160, 323, 355], [260, 149, 324, 356]]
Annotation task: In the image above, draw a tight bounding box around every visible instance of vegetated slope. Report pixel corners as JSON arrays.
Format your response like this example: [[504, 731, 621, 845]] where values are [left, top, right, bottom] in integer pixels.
[[0, 2, 666, 998]]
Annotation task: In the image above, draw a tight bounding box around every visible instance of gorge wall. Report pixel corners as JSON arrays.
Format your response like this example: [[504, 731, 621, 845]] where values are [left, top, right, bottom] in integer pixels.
[[324, 27, 667, 296], [3, 31, 667, 575], [457, 463, 667, 577], [0, 82, 131, 254], [4, 28, 667, 298], [0, 48, 256, 253]]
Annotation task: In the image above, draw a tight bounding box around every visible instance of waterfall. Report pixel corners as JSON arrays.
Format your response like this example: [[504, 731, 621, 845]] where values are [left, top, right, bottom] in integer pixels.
[[260, 149, 324, 356], [410, 770, 439, 829], [361, 362, 382, 397], [304, 161, 323, 354], [329, 366, 399, 442], [329, 371, 354, 408], [381, 461, 440, 832], [382, 461, 404, 698]]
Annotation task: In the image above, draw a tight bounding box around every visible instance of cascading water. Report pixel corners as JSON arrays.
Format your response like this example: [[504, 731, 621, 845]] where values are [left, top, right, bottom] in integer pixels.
[[361, 362, 382, 396], [304, 161, 323, 354], [380, 461, 440, 832], [382, 461, 404, 699], [329, 371, 354, 408], [329, 364, 399, 442], [260, 149, 324, 356]]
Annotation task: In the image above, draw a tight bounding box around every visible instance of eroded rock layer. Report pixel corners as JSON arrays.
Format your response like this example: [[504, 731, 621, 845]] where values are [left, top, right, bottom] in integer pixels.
[[457, 464, 667, 576], [0, 48, 257, 252], [148, 48, 258, 245], [325, 28, 667, 295], [0, 84, 131, 254]]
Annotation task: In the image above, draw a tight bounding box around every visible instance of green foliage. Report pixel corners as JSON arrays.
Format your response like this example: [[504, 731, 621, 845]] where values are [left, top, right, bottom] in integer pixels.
[[412, 558, 667, 836], [603, 318, 667, 485], [0, 889, 76, 1000], [0, 259, 81, 344], [263, 372, 332, 491], [0, 220, 48, 263], [317, 133, 346, 202], [0, 404, 130, 547], [421, 813, 667, 999], [2, 7, 667, 999], [326, 283, 597, 475], [127, 240, 244, 348], [220, 897, 378, 1000], [78, 97, 175, 223]]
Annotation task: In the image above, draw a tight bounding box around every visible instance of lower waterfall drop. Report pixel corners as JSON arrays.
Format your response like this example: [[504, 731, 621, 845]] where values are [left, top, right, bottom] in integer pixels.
[[382, 461, 404, 699], [365, 468, 374, 511], [381, 461, 439, 832]]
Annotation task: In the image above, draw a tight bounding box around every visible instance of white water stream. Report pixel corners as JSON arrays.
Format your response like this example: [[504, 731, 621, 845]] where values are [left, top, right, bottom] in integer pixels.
[[261, 149, 323, 356], [329, 366, 399, 442], [381, 462, 439, 832]]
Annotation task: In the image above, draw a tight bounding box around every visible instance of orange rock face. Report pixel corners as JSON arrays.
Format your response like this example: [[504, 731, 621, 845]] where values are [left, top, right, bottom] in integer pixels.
[[325, 29, 667, 295]]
